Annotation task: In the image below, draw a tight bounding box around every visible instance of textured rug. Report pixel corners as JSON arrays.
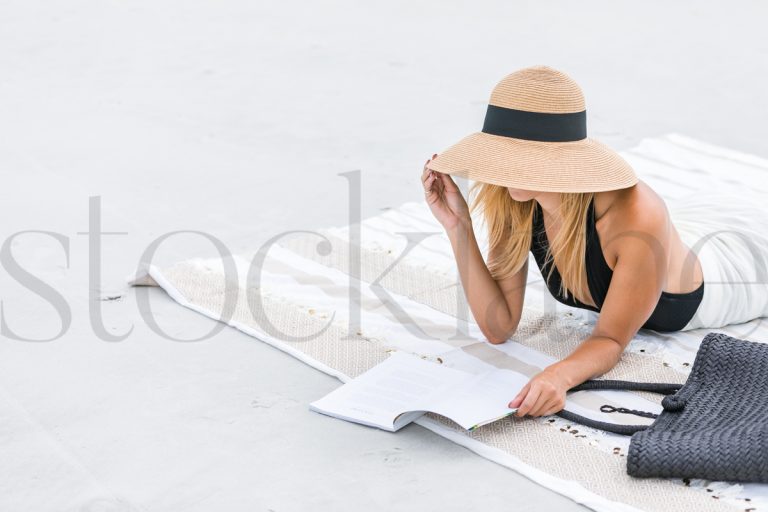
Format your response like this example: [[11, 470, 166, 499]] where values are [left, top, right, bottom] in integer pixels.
[[129, 133, 768, 512]]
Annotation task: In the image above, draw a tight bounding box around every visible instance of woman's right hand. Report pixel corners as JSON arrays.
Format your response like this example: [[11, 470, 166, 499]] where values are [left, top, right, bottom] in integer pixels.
[[422, 154, 471, 232]]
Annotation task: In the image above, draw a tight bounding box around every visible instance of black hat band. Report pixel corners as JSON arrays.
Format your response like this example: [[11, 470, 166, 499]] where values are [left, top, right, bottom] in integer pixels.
[[481, 104, 587, 142]]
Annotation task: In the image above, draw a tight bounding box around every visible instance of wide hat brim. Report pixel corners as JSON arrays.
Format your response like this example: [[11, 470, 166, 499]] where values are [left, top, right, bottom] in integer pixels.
[[425, 131, 638, 193]]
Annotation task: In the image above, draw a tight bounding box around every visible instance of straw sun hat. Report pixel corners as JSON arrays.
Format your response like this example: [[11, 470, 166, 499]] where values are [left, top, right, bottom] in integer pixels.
[[425, 65, 638, 193]]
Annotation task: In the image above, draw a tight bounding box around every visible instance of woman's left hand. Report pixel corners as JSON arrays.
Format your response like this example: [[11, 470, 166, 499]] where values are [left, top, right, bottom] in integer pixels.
[[508, 366, 570, 417]]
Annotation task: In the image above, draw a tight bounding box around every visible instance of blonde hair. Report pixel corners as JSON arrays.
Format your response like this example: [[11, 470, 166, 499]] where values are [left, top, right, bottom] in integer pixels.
[[468, 182, 595, 304]]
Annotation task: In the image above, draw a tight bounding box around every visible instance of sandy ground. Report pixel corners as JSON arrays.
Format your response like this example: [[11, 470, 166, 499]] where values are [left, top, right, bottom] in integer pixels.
[[1, 1, 767, 510]]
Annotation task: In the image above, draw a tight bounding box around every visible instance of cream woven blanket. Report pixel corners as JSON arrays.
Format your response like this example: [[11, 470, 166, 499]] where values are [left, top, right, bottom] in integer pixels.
[[131, 134, 768, 512]]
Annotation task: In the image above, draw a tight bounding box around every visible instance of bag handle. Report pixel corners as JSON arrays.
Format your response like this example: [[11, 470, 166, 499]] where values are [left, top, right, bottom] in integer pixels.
[[552, 379, 684, 436]]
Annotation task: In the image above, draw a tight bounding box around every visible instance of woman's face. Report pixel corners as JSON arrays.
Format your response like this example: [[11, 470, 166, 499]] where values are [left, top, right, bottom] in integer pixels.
[[506, 187, 537, 202]]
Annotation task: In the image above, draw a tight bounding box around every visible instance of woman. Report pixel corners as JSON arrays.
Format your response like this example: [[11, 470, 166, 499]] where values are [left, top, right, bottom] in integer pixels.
[[421, 65, 768, 420]]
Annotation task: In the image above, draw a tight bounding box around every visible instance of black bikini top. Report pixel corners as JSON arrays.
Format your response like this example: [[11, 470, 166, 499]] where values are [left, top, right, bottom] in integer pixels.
[[529, 197, 704, 332]]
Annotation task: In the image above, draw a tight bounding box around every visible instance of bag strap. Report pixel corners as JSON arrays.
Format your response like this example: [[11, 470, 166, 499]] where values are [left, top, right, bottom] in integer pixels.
[[553, 379, 684, 436]]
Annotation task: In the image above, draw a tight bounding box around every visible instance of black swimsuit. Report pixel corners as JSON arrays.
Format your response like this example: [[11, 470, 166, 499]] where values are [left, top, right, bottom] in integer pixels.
[[529, 197, 704, 332]]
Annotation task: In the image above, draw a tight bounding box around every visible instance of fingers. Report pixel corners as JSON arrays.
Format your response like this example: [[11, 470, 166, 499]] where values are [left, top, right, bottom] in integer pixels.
[[422, 153, 438, 171], [422, 153, 460, 198], [528, 396, 562, 417], [422, 154, 442, 199], [529, 380, 555, 416], [508, 381, 530, 409], [542, 398, 566, 417], [434, 166, 459, 193], [424, 171, 437, 199], [437, 172, 457, 192], [422, 154, 439, 177], [511, 381, 565, 418], [515, 385, 541, 418]]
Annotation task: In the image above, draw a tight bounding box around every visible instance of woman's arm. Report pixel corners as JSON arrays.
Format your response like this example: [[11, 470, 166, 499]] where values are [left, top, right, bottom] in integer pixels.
[[544, 336, 624, 388], [446, 219, 528, 344], [509, 205, 670, 416], [422, 155, 526, 344]]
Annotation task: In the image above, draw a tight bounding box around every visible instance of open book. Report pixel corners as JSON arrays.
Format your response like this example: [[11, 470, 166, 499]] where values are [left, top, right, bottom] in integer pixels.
[[309, 351, 528, 432]]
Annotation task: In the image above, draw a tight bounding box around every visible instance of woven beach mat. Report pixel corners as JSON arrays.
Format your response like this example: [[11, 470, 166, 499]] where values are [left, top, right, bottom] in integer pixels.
[[130, 134, 768, 512]]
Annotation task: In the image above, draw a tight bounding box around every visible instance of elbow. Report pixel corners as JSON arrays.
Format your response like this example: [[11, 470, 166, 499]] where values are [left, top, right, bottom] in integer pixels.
[[483, 323, 518, 345], [487, 336, 509, 345]]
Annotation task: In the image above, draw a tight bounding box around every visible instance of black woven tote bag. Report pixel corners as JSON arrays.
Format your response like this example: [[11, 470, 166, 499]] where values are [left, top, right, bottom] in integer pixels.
[[552, 331, 768, 483]]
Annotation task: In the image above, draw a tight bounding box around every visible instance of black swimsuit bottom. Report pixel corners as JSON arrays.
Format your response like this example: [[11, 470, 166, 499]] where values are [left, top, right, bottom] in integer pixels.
[[529, 197, 704, 332]]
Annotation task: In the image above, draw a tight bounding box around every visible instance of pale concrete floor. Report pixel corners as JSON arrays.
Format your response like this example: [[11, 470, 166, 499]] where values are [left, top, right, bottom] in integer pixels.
[[1, 1, 767, 510]]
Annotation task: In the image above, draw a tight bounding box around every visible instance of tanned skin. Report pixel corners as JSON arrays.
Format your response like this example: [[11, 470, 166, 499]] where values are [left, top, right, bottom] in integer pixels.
[[421, 153, 703, 417]]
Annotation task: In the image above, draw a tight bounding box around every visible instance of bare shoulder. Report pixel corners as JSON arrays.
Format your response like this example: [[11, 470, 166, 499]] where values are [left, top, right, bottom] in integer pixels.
[[595, 179, 670, 256]]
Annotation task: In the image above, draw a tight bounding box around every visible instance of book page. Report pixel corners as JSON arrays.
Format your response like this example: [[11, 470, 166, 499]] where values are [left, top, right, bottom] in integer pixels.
[[309, 351, 474, 431], [426, 368, 526, 430]]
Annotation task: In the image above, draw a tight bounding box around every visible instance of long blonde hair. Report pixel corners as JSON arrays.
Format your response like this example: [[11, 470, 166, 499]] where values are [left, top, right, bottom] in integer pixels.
[[468, 181, 595, 304]]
